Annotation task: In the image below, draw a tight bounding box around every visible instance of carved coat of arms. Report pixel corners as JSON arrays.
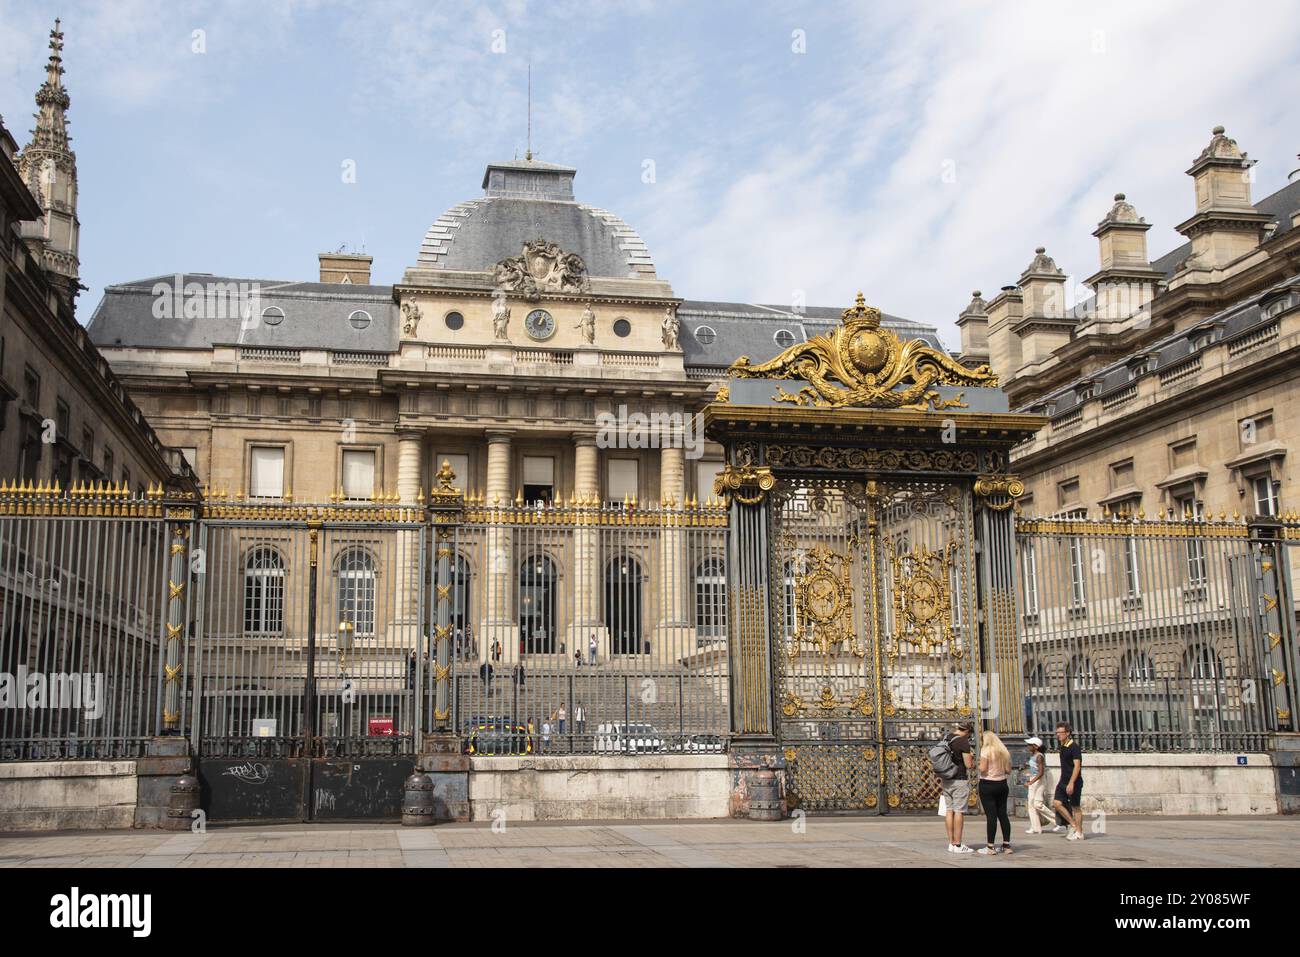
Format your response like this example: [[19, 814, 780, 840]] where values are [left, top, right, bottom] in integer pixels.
[[493, 238, 589, 301]]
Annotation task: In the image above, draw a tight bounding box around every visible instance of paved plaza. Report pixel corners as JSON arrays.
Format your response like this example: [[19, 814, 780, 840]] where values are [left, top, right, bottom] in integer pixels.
[[0, 816, 1295, 868]]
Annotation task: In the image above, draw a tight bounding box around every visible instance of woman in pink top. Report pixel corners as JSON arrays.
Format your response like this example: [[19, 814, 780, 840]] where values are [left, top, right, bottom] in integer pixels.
[[977, 731, 1014, 855]]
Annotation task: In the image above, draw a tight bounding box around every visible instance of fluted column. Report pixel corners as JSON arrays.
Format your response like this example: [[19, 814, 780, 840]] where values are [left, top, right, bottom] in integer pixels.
[[481, 431, 516, 664], [656, 443, 690, 665], [395, 429, 425, 623], [570, 434, 603, 653]]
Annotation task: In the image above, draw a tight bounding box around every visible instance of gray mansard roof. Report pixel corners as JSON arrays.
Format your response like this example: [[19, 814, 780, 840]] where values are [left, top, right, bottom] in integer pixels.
[[416, 159, 656, 279], [87, 275, 398, 351], [677, 300, 944, 371], [1026, 273, 1300, 416], [1150, 178, 1300, 277]]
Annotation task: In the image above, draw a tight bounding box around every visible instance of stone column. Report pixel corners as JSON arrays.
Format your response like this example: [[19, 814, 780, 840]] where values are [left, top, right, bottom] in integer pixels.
[[654, 443, 691, 664], [481, 431, 516, 665], [569, 434, 605, 654], [394, 429, 425, 624]]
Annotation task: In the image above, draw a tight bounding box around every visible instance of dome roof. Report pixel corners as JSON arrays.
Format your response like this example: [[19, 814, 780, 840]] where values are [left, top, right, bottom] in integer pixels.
[[417, 159, 656, 279]]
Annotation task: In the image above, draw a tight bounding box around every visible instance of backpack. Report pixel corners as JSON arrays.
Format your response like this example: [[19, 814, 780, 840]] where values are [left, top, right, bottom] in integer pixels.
[[929, 734, 961, 780]]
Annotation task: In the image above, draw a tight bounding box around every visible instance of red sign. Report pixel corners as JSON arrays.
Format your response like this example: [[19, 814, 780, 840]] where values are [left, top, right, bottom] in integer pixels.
[[368, 716, 394, 736]]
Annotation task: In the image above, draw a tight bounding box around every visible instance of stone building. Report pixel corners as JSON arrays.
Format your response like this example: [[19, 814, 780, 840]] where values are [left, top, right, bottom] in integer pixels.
[[959, 126, 1300, 528], [1, 22, 188, 493]]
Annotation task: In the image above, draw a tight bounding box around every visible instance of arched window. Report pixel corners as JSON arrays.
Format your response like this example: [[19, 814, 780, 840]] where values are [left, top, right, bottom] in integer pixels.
[[244, 547, 285, 635], [1123, 650, 1155, 684], [605, 556, 644, 655], [1067, 655, 1097, 691], [336, 548, 376, 637], [1186, 644, 1220, 681], [694, 557, 726, 642], [519, 555, 556, 654]]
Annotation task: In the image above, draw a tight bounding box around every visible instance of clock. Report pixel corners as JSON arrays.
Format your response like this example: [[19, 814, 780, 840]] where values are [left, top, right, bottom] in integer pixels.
[[524, 309, 556, 341]]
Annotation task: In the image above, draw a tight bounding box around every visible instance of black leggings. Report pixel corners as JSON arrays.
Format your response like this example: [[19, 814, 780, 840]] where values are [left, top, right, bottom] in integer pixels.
[[979, 779, 1011, 846]]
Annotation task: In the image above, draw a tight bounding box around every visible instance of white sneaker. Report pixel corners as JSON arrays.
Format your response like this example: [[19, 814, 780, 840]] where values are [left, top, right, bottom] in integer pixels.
[[1026, 829, 1040, 834], [952, 844, 975, 854], [1067, 831, 1084, 841], [1051, 825, 1066, 833], [977, 846, 999, 855]]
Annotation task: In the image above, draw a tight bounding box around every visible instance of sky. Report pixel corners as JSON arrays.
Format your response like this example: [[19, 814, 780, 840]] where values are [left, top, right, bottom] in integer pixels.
[[2, 0, 1298, 349]]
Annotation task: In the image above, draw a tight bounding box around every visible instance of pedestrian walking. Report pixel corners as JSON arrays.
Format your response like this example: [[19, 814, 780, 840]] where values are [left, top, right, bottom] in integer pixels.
[[493, 639, 502, 663], [574, 649, 582, 668], [976, 730, 1013, 855], [588, 633, 597, 665], [1052, 722, 1085, 840], [1023, 736, 1055, 834], [929, 719, 975, 854], [479, 660, 493, 688]]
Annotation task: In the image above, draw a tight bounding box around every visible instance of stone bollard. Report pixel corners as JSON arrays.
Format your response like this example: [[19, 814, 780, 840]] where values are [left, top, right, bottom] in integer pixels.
[[401, 772, 434, 826], [748, 769, 783, 821], [163, 774, 200, 831]]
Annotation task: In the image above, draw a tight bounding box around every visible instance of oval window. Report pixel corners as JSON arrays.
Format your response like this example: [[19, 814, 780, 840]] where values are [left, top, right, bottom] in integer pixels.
[[445, 311, 465, 331], [613, 318, 632, 338], [262, 306, 285, 326], [348, 309, 372, 331], [695, 325, 717, 345], [774, 329, 795, 348]]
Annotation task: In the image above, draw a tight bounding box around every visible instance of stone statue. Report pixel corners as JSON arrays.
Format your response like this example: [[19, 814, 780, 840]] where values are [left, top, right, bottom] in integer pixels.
[[400, 301, 422, 337], [576, 303, 596, 344], [492, 297, 511, 339], [493, 238, 589, 302], [661, 307, 680, 350]]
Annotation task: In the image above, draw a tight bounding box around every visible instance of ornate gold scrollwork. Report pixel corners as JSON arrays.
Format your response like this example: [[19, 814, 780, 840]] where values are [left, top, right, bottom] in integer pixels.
[[713, 463, 776, 505], [973, 473, 1026, 511], [430, 459, 464, 503], [728, 292, 997, 409], [887, 541, 961, 660], [791, 544, 858, 660]]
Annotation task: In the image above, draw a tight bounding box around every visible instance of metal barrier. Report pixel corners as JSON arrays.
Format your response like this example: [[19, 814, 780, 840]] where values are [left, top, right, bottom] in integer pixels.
[[1015, 512, 1298, 752]]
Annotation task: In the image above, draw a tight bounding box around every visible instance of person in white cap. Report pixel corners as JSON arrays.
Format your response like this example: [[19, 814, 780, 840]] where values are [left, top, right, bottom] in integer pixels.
[[1023, 735, 1055, 834]]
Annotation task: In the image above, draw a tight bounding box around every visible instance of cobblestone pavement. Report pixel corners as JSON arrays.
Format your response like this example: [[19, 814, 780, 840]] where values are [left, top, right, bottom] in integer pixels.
[[1, 817, 1296, 868]]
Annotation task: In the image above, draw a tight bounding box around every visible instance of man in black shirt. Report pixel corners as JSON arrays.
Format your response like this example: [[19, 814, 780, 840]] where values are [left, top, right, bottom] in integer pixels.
[[939, 720, 976, 854], [1052, 721, 1085, 841]]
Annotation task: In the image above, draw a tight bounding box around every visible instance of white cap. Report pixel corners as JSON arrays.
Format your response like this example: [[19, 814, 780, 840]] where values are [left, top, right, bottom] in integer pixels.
[[1025, 736, 1043, 748]]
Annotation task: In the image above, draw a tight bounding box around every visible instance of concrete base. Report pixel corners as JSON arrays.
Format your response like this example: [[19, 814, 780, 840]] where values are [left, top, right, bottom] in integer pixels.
[[134, 736, 193, 828], [1069, 752, 1278, 815], [468, 754, 729, 821], [0, 760, 137, 831], [417, 733, 471, 822]]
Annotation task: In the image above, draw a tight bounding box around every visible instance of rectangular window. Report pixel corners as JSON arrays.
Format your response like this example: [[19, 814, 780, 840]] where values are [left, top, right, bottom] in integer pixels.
[[1123, 534, 1141, 597], [103, 446, 114, 481], [1110, 459, 1134, 490], [1169, 439, 1196, 470], [250, 446, 285, 498], [1057, 478, 1080, 510], [341, 448, 376, 500], [1175, 494, 1207, 584], [1240, 412, 1275, 447], [179, 447, 198, 469], [696, 461, 723, 502], [55, 399, 70, 440], [435, 453, 470, 491], [81, 428, 94, 461], [23, 367, 40, 408], [1253, 476, 1278, 518], [1020, 541, 1039, 616], [522, 455, 555, 505], [1068, 536, 1087, 606], [606, 458, 639, 505]]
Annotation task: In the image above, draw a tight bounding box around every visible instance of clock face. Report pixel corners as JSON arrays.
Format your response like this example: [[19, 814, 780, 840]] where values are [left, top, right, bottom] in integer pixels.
[[524, 309, 556, 341]]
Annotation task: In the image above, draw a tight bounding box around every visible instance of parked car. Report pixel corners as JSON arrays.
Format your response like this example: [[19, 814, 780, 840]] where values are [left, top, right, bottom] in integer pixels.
[[682, 733, 726, 753], [465, 718, 532, 756], [594, 722, 665, 753]]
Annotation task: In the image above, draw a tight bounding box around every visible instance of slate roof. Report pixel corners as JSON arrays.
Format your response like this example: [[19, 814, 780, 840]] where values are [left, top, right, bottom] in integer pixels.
[[1149, 178, 1300, 277], [677, 300, 943, 370], [1027, 273, 1300, 416], [87, 274, 398, 352]]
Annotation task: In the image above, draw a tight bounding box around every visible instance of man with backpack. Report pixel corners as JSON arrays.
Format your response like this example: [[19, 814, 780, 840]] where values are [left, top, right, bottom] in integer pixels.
[[930, 720, 976, 854]]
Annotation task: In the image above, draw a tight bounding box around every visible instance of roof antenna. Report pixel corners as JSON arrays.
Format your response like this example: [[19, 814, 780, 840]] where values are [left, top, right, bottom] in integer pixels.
[[525, 62, 532, 161]]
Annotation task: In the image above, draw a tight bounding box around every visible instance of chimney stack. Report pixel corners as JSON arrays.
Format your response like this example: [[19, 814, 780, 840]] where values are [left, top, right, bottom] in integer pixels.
[[1172, 126, 1271, 281], [318, 251, 373, 285]]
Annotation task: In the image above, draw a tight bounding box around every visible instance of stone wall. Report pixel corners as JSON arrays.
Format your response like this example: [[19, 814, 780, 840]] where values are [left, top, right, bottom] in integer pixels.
[[468, 754, 729, 821], [1056, 752, 1277, 816], [0, 760, 137, 830]]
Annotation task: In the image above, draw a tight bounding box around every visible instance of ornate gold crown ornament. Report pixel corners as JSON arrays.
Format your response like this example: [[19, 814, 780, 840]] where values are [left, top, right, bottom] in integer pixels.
[[728, 292, 997, 411]]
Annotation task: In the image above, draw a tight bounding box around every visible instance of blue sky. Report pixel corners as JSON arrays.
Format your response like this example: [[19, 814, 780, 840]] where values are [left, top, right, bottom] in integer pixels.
[[2, 0, 1299, 346]]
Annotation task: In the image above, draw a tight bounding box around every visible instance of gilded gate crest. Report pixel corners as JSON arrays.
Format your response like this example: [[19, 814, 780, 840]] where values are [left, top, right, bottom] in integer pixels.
[[728, 293, 997, 411], [887, 540, 961, 660]]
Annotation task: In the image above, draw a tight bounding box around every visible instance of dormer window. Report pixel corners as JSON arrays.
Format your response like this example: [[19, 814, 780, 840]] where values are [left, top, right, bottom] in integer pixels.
[[1128, 358, 1150, 380], [694, 325, 717, 345], [1261, 296, 1292, 321], [1190, 329, 1214, 350], [1074, 383, 1094, 402], [348, 310, 372, 331]]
